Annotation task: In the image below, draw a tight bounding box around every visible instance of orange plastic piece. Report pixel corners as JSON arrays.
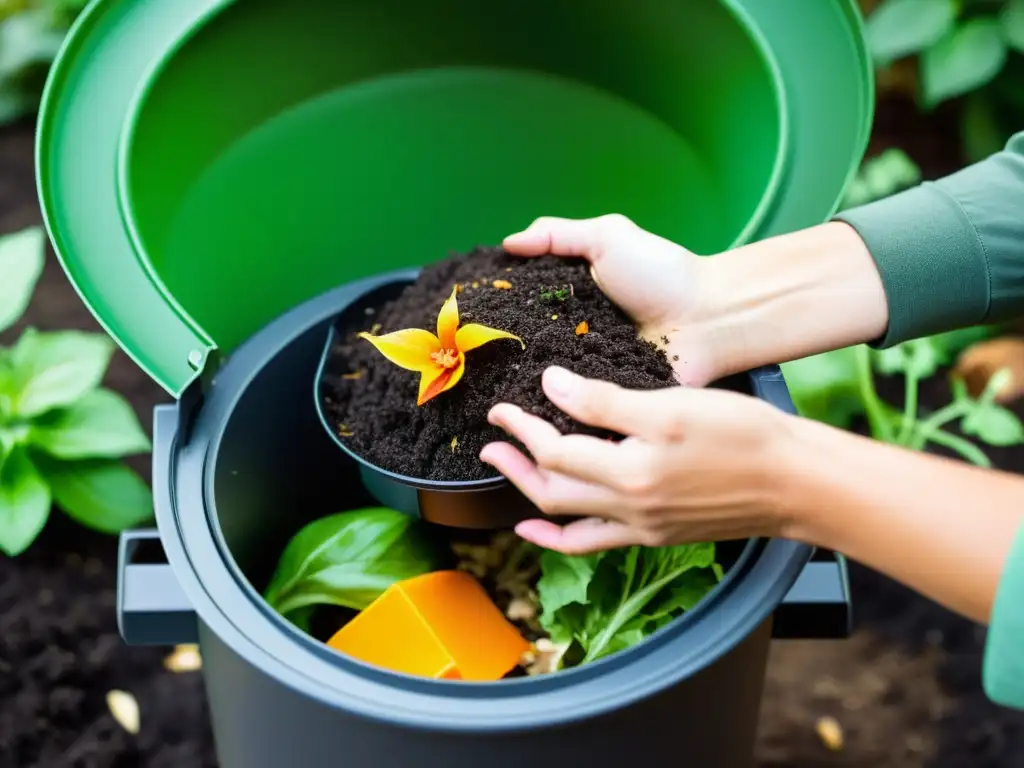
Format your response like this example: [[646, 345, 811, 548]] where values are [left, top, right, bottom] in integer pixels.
[[327, 570, 530, 681]]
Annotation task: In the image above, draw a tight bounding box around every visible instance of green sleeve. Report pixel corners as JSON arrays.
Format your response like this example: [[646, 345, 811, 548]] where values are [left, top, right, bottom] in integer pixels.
[[983, 518, 1024, 710], [833, 131, 1024, 348]]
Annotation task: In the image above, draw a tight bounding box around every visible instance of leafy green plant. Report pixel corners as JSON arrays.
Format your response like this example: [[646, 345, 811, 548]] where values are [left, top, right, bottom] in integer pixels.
[[864, 0, 1024, 161], [0, 0, 89, 127], [263, 507, 446, 631], [0, 225, 154, 555], [841, 148, 922, 209], [535, 542, 722, 668], [783, 329, 1020, 468]]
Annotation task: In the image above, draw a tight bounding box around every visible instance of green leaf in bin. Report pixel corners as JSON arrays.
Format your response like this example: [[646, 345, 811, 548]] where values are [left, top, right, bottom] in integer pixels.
[[264, 507, 445, 622], [536, 542, 722, 669]]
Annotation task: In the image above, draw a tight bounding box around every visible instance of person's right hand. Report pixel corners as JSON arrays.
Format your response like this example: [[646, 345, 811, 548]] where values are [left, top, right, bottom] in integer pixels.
[[503, 215, 720, 386]]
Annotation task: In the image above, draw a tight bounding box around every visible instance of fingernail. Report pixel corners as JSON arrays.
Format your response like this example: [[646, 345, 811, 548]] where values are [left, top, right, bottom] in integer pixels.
[[488, 403, 518, 424], [544, 366, 578, 398]]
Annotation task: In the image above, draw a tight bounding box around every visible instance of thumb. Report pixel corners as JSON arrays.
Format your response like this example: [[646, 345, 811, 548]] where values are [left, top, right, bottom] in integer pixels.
[[503, 214, 636, 260], [541, 366, 685, 439]]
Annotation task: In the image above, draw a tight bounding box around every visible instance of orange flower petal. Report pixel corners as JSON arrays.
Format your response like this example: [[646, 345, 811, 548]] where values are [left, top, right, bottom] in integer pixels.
[[455, 324, 525, 354], [359, 329, 442, 373], [418, 359, 465, 405], [436, 286, 460, 350]]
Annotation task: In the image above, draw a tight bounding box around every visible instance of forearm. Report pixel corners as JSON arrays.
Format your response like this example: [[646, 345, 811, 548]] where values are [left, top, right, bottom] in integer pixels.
[[697, 131, 1024, 381], [778, 416, 1024, 625], [695, 221, 889, 378]]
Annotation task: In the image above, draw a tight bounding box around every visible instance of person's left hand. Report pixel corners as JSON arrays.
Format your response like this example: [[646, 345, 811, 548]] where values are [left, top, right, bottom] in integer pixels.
[[479, 366, 796, 554]]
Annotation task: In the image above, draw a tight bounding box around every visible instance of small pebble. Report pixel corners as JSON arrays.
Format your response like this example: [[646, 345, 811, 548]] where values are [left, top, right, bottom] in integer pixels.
[[164, 644, 202, 673], [106, 690, 140, 734], [815, 716, 844, 752], [506, 598, 537, 621]]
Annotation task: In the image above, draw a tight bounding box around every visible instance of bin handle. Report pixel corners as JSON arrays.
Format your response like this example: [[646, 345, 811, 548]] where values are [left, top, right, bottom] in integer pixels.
[[116, 528, 198, 645], [772, 552, 852, 639]]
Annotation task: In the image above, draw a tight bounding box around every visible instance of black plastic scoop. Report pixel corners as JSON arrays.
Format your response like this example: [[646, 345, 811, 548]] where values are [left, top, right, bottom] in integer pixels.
[[314, 269, 537, 529]]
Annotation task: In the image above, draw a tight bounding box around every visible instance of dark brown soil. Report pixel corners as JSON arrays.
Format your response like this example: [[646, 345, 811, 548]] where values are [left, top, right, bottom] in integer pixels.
[[321, 247, 676, 481]]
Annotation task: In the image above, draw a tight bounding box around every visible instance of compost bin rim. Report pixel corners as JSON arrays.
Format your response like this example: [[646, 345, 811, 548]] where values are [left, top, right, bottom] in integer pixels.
[[717, 0, 790, 251], [151, 273, 814, 732]]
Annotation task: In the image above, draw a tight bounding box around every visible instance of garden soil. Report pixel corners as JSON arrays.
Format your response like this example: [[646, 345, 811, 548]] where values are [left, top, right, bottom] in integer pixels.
[[3, 95, 1024, 767], [322, 247, 675, 480]]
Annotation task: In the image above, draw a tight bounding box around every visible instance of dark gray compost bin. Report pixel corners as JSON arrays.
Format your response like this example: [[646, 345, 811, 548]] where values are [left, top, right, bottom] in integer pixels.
[[116, 272, 852, 768]]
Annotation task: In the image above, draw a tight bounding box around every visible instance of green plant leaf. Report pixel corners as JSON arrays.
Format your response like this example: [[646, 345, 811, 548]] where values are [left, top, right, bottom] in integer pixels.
[[0, 226, 44, 335], [961, 403, 1024, 446], [7, 328, 115, 417], [38, 458, 153, 534], [264, 507, 445, 618], [1002, 0, 1024, 54], [922, 19, 1008, 108], [0, 447, 50, 556], [536, 543, 720, 668], [867, 0, 957, 64], [536, 549, 603, 617], [0, 9, 67, 80], [29, 388, 151, 460], [781, 348, 865, 429], [962, 92, 1009, 163], [873, 338, 942, 379]]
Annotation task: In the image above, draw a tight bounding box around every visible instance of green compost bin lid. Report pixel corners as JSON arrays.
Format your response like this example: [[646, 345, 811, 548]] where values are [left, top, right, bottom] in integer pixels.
[[36, 0, 873, 398]]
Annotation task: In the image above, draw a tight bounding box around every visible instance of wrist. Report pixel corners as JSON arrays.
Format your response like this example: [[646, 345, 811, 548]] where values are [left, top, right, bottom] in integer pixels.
[[768, 413, 846, 547], [691, 223, 890, 381]]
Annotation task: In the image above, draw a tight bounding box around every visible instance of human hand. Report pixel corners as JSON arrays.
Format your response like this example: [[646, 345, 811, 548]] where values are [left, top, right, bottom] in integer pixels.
[[479, 366, 794, 554], [503, 215, 719, 386]]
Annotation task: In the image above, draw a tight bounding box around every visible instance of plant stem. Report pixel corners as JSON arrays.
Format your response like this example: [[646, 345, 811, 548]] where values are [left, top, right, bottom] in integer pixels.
[[922, 427, 993, 468], [855, 345, 894, 443], [908, 401, 970, 451], [896, 371, 920, 446]]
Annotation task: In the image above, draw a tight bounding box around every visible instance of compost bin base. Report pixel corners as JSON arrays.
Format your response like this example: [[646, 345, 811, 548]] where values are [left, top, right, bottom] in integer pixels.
[[3, 95, 1024, 766]]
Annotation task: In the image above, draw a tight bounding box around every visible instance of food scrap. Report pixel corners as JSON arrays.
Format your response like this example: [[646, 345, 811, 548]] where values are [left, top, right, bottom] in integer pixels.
[[492, 279, 513, 290], [815, 716, 844, 752], [575, 321, 589, 336], [164, 644, 202, 673], [450, 436, 459, 452], [341, 370, 365, 380], [106, 690, 141, 734]]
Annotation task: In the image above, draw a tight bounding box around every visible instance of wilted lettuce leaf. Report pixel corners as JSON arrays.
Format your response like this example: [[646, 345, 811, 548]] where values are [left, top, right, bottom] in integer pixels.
[[263, 507, 444, 624], [536, 542, 721, 668]]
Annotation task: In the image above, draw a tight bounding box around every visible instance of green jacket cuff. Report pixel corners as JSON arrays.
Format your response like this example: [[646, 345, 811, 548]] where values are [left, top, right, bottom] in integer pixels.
[[983, 518, 1024, 710], [832, 184, 990, 348]]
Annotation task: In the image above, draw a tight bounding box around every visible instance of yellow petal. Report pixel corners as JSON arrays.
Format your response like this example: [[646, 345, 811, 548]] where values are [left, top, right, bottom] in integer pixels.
[[358, 328, 441, 373], [455, 323, 525, 354], [418, 358, 465, 405], [436, 286, 460, 349]]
